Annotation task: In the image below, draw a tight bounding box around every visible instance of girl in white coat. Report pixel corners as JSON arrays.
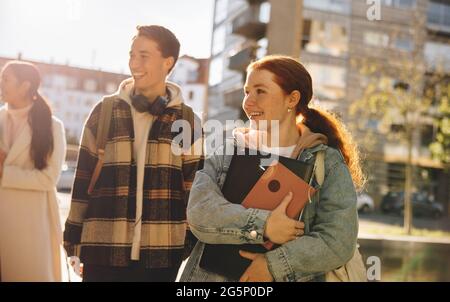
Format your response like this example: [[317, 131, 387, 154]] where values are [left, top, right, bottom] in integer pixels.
[[0, 61, 68, 281]]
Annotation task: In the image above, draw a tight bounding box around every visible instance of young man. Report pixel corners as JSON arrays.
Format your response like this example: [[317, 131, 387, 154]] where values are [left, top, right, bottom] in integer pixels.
[[63, 25, 204, 282]]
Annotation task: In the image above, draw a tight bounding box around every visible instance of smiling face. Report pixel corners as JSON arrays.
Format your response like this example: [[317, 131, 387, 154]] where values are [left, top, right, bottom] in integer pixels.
[[243, 68, 297, 130], [128, 36, 174, 94]]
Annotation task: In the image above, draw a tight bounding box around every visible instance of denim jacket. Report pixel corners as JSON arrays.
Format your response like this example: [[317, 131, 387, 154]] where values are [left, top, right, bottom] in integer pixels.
[[180, 138, 358, 282]]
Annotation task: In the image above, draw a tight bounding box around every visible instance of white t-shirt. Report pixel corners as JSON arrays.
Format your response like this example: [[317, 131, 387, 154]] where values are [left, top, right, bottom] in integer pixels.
[[260, 144, 296, 158], [130, 108, 154, 260]]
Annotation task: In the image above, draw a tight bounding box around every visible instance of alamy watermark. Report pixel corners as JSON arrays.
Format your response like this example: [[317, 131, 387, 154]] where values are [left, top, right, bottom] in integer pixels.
[[367, 256, 382, 281], [171, 118, 282, 166], [367, 0, 381, 21]]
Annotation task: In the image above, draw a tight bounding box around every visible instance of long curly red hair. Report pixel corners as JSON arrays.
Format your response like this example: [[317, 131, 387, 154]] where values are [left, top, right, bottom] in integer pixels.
[[248, 55, 365, 189]]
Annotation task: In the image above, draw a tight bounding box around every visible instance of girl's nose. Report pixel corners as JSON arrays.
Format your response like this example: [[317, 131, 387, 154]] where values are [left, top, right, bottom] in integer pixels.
[[243, 93, 257, 107]]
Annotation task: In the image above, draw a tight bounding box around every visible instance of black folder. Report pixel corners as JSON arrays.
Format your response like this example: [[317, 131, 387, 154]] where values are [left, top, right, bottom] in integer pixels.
[[198, 147, 314, 280]]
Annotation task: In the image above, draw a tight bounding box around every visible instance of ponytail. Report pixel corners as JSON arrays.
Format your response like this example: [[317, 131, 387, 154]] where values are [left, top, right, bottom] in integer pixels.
[[29, 93, 54, 170], [301, 107, 365, 189]]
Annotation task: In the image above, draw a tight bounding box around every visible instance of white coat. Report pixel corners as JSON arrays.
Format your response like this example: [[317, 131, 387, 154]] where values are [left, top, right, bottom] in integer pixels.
[[0, 107, 69, 281]]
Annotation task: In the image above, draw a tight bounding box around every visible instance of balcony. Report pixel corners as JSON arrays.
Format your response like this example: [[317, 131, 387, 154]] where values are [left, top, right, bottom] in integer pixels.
[[228, 46, 257, 72], [247, 0, 267, 4], [303, 0, 350, 15], [224, 88, 245, 108], [232, 6, 267, 40]]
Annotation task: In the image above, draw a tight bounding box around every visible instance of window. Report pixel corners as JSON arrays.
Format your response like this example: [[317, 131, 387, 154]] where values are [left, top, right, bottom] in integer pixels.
[[84, 79, 97, 92], [302, 19, 311, 49], [303, 0, 350, 14], [305, 63, 346, 100], [397, 0, 416, 9], [394, 36, 413, 52], [390, 124, 405, 133], [387, 163, 405, 191], [363, 31, 389, 47], [212, 24, 226, 55], [259, 2, 271, 23], [427, 1, 450, 28], [67, 77, 78, 90], [428, 2, 441, 24], [420, 125, 435, 147], [53, 75, 68, 90], [189, 91, 194, 100], [188, 70, 198, 83], [256, 37, 268, 59], [68, 95, 75, 105], [214, 0, 228, 24], [302, 19, 348, 57], [85, 99, 94, 107], [383, 0, 416, 9], [367, 119, 379, 130], [42, 75, 53, 88], [53, 102, 60, 110], [424, 42, 450, 71], [209, 57, 224, 86], [106, 82, 116, 94]]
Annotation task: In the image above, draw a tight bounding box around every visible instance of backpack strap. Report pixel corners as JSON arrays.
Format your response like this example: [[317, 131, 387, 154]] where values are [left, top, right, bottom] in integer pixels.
[[180, 103, 196, 148], [291, 143, 325, 187], [87, 95, 115, 195], [314, 150, 325, 186]]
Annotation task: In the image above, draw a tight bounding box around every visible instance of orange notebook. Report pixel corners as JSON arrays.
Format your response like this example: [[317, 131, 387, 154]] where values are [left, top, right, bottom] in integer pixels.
[[242, 161, 316, 249]]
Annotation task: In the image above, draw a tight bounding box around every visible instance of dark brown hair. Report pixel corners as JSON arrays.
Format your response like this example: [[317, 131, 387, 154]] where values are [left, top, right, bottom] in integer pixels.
[[134, 25, 180, 72], [247, 55, 365, 189], [2, 61, 53, 170]]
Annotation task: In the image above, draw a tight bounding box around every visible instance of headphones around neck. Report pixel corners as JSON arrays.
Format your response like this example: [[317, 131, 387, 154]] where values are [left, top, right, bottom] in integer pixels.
[[131, 88, 170, 116]]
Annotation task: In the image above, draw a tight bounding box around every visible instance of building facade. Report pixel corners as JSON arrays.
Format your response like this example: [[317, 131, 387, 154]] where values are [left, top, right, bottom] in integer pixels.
[[0, 56, 129, 144], [208, 0, 449, 213], [169, 55, 209, 121]]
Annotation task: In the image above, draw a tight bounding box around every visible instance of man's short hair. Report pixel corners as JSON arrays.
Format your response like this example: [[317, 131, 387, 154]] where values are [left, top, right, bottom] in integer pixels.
[[134, 25, 180, 73]]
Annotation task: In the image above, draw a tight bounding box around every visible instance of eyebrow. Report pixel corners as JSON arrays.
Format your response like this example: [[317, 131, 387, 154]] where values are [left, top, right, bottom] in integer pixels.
[[129, 50, 151, 55], [244, 84, 269, 89]]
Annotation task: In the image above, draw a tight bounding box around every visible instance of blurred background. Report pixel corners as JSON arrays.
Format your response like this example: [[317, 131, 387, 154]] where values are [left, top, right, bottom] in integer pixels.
[[1, 0, 449, 281]]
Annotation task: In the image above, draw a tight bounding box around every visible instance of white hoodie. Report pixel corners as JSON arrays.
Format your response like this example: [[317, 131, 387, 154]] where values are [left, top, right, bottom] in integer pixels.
[[117, 78, 185, 260]]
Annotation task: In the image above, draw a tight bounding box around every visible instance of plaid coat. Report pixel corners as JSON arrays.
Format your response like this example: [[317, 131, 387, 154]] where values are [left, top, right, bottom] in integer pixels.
[[63, 95, 204, 269]]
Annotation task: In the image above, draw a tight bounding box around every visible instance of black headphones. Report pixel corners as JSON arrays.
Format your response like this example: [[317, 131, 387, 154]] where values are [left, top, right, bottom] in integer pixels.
[[131, 88, 170, 116]]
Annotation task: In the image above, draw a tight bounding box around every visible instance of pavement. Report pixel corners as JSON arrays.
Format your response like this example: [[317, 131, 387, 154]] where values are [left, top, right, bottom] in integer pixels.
[[358, 212, 450, 232], [57, 192, 450, 281], [358, 212, 450, 244], [57, 191, 71, 226]]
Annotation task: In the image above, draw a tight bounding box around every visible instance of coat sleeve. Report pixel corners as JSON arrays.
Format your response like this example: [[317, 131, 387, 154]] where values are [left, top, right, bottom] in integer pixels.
[[63, 104, 101, 256], [181, 113, 205, 260], [187, 141, 271, 245], [1, 119, 66, 191]]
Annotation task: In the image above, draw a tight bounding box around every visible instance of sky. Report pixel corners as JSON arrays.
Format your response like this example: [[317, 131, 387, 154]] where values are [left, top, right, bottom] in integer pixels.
[[0, 0, 214, 74]]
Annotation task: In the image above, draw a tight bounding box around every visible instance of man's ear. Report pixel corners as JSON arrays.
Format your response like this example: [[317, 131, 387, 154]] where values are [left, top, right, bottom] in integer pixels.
[[165, 56, 175, 72]]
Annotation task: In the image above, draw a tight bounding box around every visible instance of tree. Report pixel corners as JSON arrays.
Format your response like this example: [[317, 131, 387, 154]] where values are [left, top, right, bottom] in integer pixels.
[[348, 14, 448, 234], [430, 88, 450, 167]]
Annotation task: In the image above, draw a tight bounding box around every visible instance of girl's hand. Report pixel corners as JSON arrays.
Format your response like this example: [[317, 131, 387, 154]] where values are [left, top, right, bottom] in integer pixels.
[[263, 192, 305, 245], [239, 251, 273, 282]]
